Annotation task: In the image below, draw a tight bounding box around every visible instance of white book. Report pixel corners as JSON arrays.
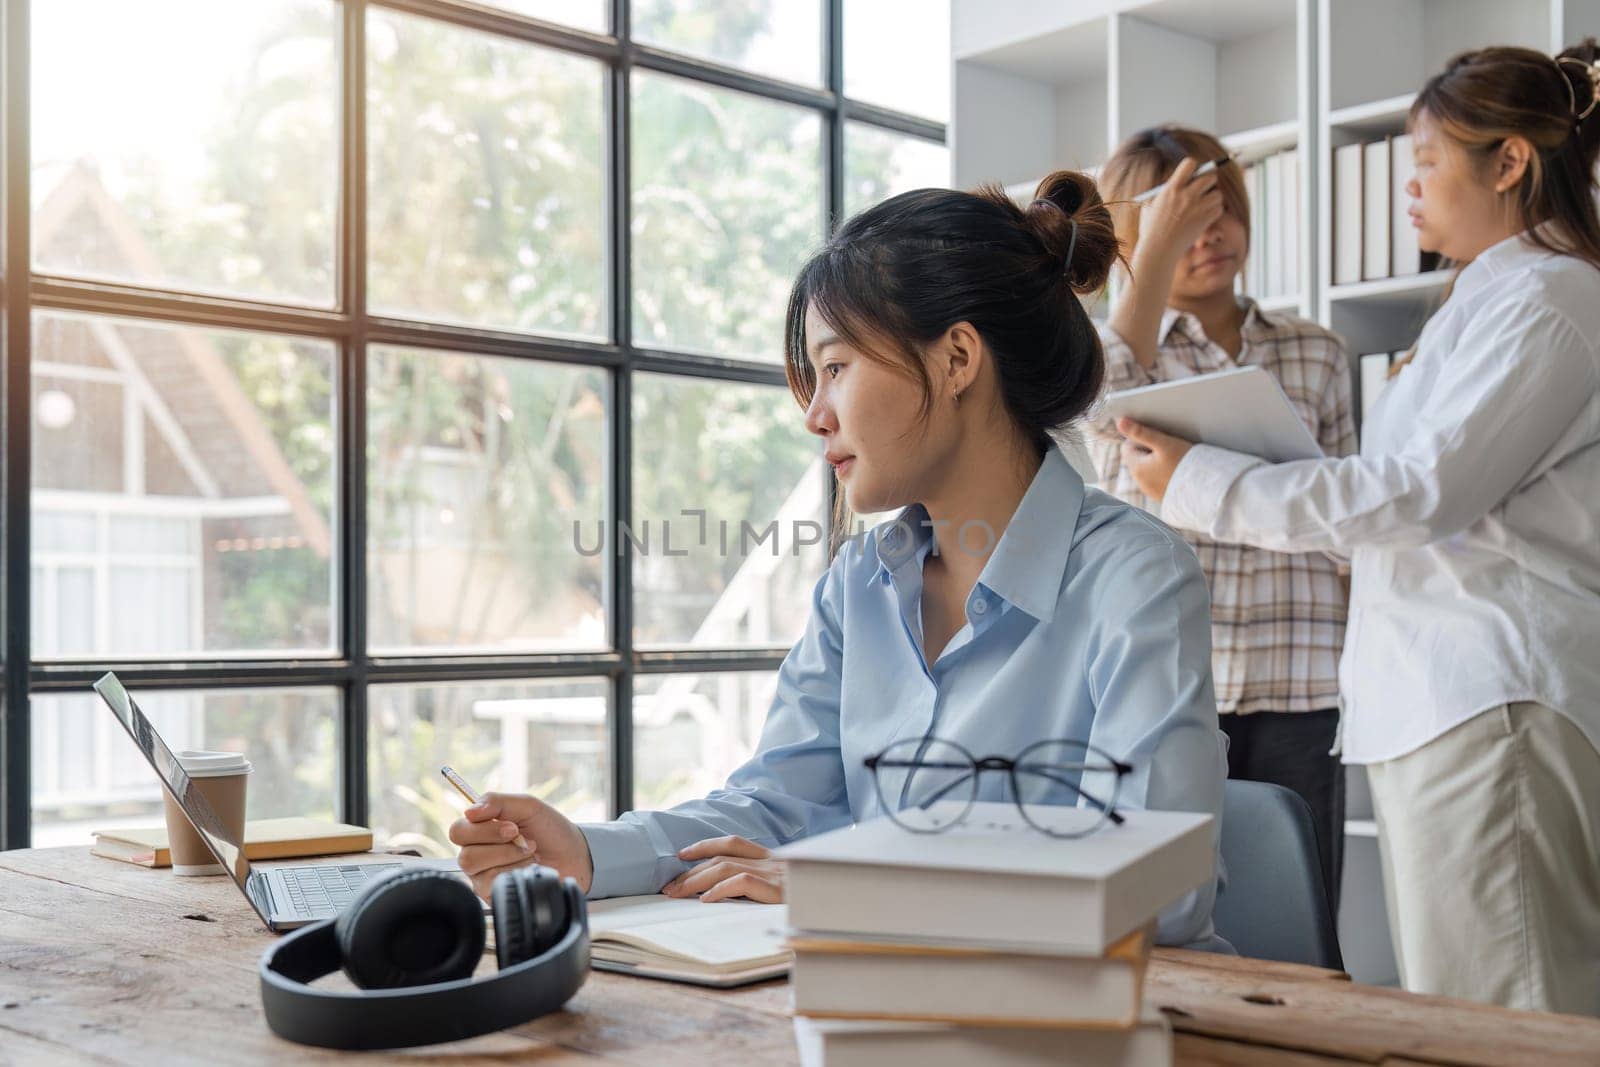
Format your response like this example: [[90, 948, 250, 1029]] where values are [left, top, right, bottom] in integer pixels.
[[1390, 133, 1422, 276], [1333, 142, 1364, 285], [1244, 162, 1263, 296], [789, 925, 1149, 1027], [548, 895, 790, 987], [1264, 151, 1284, 297], [1359, 353, 1392, 425], [794, 1004, 1173, 1067], [1257, 162, 1270, 294], [1281, 148, 1299, 296], [778, 803, 1214, 955], [1363, 137, 1391, 280]]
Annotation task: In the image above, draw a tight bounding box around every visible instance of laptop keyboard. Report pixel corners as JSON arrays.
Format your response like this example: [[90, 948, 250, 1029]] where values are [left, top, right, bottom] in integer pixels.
[[281, 864, 388, 918]]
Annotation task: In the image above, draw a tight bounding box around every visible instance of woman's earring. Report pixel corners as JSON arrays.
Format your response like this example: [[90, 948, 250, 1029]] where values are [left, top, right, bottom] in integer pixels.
[[952, 389, 961, 407]]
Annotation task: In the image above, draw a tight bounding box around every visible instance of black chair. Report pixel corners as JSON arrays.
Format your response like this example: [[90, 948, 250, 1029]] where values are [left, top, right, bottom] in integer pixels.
[[1213, 779, 1344, 970]]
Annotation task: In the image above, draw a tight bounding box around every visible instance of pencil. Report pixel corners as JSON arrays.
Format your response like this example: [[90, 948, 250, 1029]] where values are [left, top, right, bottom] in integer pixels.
[[440, 765, 531, 853], [1132, 156, 1231, 203]]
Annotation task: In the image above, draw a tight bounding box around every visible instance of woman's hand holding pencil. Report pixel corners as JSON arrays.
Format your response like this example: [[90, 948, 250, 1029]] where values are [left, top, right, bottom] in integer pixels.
[[446, 775, 596, 899]]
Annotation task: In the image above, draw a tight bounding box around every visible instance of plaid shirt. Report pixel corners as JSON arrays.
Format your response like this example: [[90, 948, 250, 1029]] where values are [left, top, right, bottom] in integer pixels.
[[1087, 300, 1357, 715]]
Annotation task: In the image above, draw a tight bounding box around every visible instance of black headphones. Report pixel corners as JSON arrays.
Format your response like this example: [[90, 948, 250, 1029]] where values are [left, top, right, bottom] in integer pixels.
[[258, 864, 588, 1050]]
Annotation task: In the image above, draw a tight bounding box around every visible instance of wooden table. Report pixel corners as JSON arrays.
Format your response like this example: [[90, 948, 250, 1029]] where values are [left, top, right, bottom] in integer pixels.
[[3, 848, 1598, 1065]]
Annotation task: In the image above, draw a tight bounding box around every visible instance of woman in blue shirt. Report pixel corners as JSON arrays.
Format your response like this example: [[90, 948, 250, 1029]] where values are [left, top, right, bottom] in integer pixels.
[[453, 172, 1228, 947]]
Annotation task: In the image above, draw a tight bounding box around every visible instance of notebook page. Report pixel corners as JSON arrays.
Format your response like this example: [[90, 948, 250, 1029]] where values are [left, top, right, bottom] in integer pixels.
[[588, 896, 788, 966]]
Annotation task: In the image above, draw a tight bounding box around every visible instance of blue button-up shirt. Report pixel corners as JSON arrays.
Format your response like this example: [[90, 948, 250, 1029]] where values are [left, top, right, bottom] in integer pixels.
[[581, 446, 1227, 948]]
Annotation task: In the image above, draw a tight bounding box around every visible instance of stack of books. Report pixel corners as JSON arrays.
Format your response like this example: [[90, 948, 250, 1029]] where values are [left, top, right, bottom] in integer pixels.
[[777, 801, 1216, 1067], [1241, 147, 1300, 302], [90, 817, 373, 867]]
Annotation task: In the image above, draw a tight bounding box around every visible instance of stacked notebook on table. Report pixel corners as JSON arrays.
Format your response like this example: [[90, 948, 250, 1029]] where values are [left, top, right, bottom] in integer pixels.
[[778, 802, 1216, 1067], [90, 817, 373, 868]]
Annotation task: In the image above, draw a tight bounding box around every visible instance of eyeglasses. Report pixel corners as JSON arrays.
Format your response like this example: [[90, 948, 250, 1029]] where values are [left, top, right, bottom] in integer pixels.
[[863, 736, 1132, 838]]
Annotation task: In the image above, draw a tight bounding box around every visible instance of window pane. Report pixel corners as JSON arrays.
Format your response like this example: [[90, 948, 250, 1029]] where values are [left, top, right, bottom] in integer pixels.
[[484, 1, 607, 33], [30, 687, 338, 848], [634, 670, 776, 810], [844, 123, 950, 218], [632, 71, 823, 361], [368, 9, 607, 339], [844, 0, 950, 122], [32, 0, 338, 303], [632, 374, 824, 646], [633, 0, 822, 86], [369, 679, 610, 854], [367, 348, 608, 653], [31, 313, 337, 658]]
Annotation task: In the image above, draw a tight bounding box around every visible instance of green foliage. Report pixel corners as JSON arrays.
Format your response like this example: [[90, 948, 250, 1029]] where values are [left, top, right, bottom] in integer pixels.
[[365, 8, 606, 336], [97, 2, 926, 840]]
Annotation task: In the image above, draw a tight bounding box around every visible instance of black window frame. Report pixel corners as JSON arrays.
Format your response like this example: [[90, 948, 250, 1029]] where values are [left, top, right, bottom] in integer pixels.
[[0, 0, 946, 849]]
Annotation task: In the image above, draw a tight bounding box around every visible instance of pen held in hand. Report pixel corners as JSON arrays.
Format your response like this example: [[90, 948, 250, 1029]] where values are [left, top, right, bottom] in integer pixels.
[[1133, 156, 1231, 203], [440, 764, 532, 853]]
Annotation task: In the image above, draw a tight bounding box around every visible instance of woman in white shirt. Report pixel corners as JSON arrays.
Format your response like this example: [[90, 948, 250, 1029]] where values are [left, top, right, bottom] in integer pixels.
[[1118, 41, 1600, 1015]]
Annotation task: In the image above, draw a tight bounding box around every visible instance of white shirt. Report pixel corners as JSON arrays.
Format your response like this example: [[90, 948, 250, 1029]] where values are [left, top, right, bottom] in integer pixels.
[[1163, 231, 1600, 764]]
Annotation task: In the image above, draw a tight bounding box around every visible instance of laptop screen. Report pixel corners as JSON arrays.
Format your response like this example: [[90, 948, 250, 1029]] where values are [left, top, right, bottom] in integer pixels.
[[92, 672, 267, 923]]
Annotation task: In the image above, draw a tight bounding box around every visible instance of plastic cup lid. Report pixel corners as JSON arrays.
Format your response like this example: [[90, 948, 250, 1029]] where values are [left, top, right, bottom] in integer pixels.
[[175, 750, 252, 777]]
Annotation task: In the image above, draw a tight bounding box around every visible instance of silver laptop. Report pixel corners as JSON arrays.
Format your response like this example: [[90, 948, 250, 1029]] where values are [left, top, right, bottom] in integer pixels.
[[92, 671, 405, 932]]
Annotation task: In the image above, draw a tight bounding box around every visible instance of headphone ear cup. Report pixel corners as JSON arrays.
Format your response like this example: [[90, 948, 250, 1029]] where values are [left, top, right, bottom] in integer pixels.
[[527, 866, 570, 957], [493, 865, 570, 968], [336, 869, 485, 990], [491, 868, 531, 970]]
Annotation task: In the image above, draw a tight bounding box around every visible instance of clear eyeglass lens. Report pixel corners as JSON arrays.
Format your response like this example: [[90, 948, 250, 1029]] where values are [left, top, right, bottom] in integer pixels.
[[1012, 740, 1121, 838], [873, 737, 976, 833]]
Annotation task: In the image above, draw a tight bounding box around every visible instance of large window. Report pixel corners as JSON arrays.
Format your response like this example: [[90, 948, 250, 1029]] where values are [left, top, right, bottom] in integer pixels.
[[3, 0, 949, 850]]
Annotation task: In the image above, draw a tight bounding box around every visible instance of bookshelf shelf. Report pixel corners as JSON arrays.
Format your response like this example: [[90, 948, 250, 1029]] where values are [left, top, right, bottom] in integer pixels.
[[1223, 119, 1300, 162], [1257, 292, 1303, 314], [952, 14, 1108, 189], [1327, 93, 1416, 137], [1329, 271, 1449, 354], [1327, 270, 1449, 308]]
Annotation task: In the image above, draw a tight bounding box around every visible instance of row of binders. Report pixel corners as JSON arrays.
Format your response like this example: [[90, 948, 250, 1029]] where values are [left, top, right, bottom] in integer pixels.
[[778, 801, 1216, 1066], [1334, 134, 1440, 285], [1240, 148, 1299, 302]]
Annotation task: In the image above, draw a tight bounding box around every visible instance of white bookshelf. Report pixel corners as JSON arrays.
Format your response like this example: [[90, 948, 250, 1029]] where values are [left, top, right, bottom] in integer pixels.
[[1223, 118, 1300, 162], [1328, 272, 1451, 355], [1326, 92, 1416, 136], [1327, 273, 1449, 303], [951, 0, 1600, 988], [1257, 292, 1303, 315], [1316, 0, 1600, 329], [955, 0, 1312, 314]]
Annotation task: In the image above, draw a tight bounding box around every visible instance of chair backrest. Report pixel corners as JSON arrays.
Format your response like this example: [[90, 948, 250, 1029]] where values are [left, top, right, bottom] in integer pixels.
[[1214, 779, 1344, 970]]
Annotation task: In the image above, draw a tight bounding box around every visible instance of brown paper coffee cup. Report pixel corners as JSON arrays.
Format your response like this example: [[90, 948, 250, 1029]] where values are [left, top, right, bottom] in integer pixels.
[[162, 750, 251, 876]]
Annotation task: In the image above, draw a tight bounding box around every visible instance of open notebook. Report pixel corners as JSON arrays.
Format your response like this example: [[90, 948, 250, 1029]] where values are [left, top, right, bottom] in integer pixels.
[[579, 896, 791, 988]]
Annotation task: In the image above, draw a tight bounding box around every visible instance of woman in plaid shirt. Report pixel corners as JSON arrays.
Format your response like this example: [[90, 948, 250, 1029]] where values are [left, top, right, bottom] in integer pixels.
[[1087, 126, 1357, 915]]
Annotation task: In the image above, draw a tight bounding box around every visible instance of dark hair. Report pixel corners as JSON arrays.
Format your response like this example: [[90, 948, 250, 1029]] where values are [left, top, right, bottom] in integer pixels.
[[1410, 38, 1600, 272], [782, 171, 1118, 456]]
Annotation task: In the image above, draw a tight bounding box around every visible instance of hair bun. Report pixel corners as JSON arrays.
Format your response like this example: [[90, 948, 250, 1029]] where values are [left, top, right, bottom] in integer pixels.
[[1558, 38, 1600, 168], [1024, 170, 1119, 296]]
